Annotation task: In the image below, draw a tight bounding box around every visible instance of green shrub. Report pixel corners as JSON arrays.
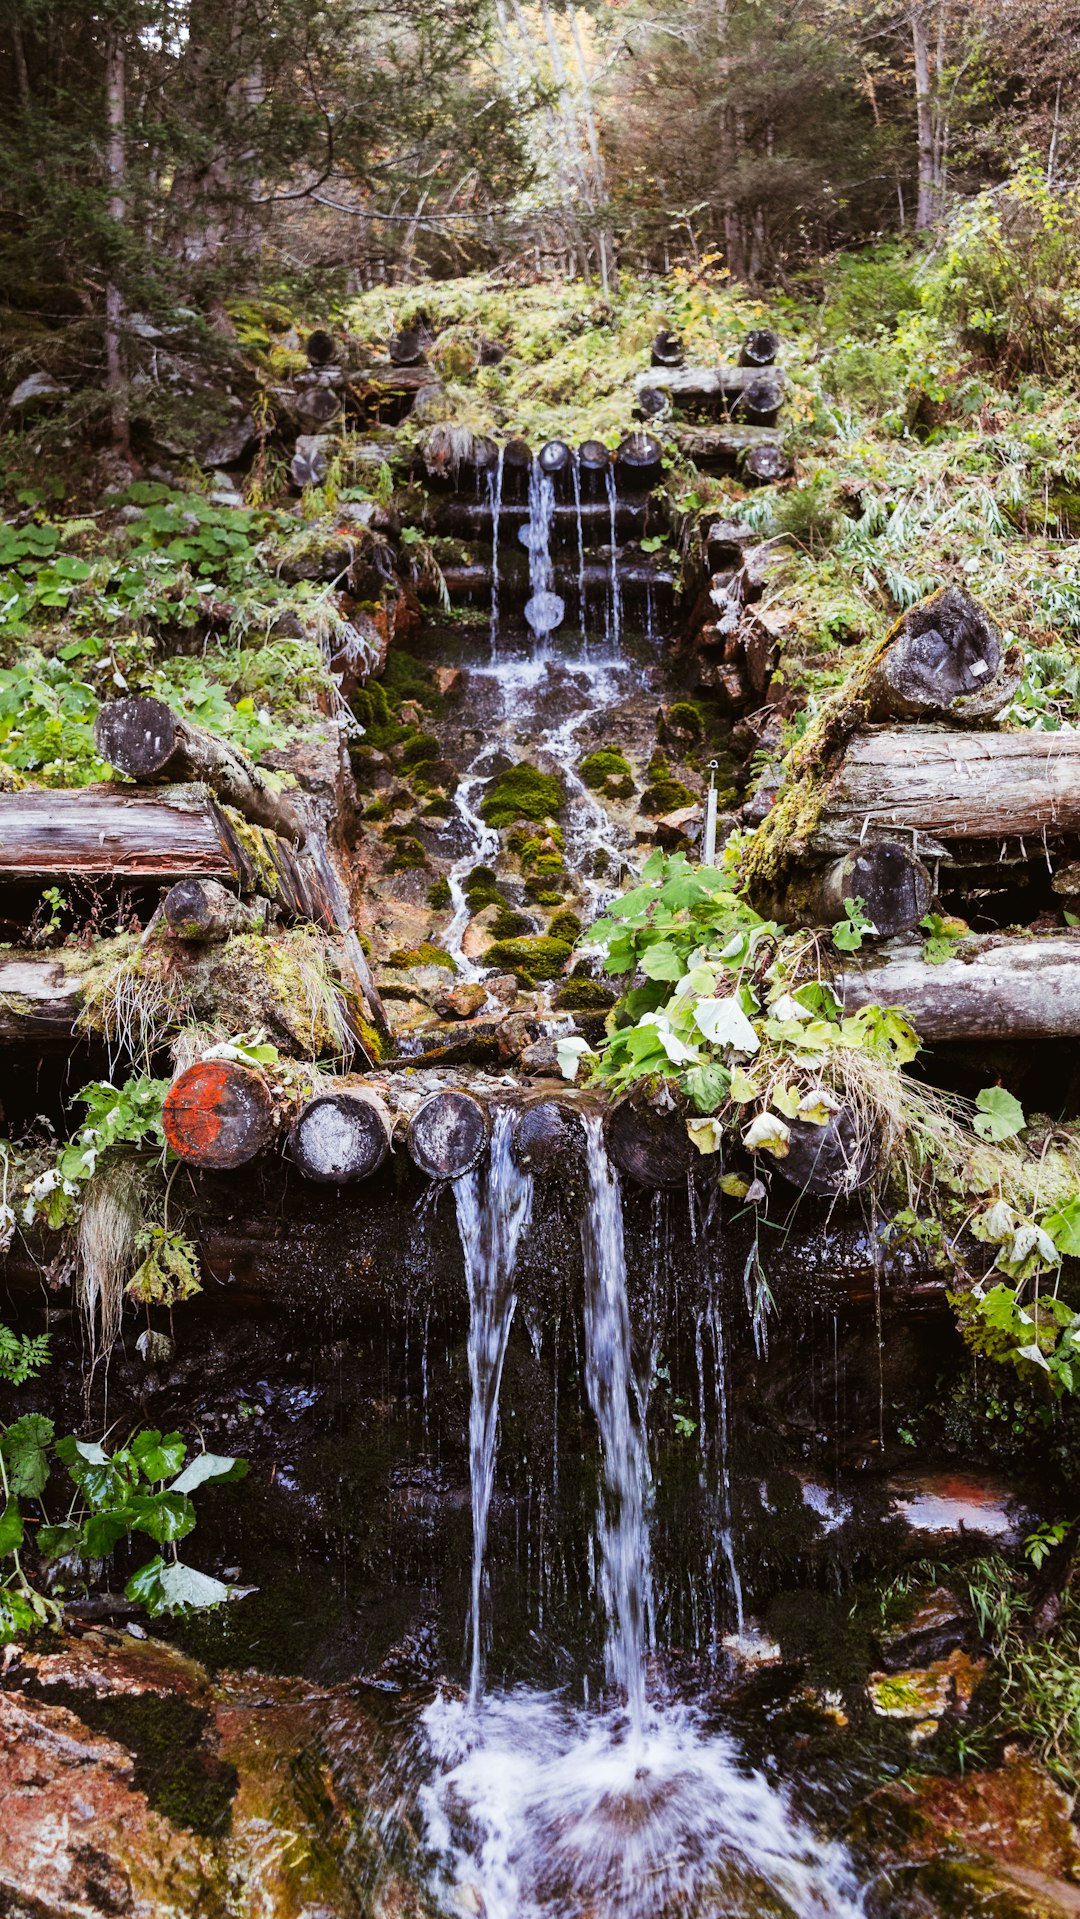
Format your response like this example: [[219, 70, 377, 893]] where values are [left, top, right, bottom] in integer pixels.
[[819, 242, 923, 337], [929, 164, 1080, 377], [772, 477, 838, 554], [480, 764, 565, 828]]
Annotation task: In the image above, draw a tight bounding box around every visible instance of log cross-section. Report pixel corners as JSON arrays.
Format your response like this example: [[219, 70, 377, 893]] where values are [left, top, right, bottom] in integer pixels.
[[95, 696, 304, 843], [810, 728, 1080, 857], [162, 1060, 276, 1168]]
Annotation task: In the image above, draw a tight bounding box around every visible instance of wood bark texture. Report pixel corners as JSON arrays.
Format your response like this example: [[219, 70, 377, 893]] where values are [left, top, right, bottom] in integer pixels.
[[840, 934, 1080, 1040], [163, 878, 274, 942], [781, 842, 933, 938], [95, 696, 304, 843]]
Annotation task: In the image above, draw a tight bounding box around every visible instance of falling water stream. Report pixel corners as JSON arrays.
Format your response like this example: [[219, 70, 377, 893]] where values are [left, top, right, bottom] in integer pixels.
[[407, 1123, 868, 1919]]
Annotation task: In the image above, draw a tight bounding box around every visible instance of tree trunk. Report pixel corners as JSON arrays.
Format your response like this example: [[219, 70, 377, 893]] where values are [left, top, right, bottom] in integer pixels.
[[910, 4, 937, 229], [865, 588, 1020, 724], [407, 1089, 489, 1179], [162, 878, 274, 942], [777, 842, 933, 938], [839, 933, 1080, 1040], [288, 1088, 393, 1183], [95, 696, 305, 842], [806, 728, 1080, 859], [104, 30, 129, 457], [162, 1060, 276, 1168]]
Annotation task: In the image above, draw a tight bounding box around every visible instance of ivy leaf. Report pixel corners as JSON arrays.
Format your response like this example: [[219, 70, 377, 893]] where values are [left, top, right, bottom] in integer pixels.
[[974, 1086, 1026, 1141], [1, 1413, 54, 1498]]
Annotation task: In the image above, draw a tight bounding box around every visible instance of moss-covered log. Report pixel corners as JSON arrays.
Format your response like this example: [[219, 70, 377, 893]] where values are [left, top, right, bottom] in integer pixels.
[[95, 696, 305, 843], [840, 932, 1080, 1039], [672, 423, 785, 472], [288, 1087, 393, 1183], [864, 589, 1021, 724], [634, 365, 785, 407]]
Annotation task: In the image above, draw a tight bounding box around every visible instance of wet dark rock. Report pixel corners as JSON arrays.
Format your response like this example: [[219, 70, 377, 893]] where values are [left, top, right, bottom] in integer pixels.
[[876, 1586, 971, 1670]]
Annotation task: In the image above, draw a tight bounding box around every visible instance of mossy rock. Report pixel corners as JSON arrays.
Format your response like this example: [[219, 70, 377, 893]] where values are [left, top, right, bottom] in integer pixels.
[[427, 877, 452, 908], [641, 776, 696, 815], [579, 747, 634, 798], [480, 763, 566, 828], [481, 935, 572, 980], [663, 701, 706, 742], [464, 864, 502, 907], [547, 909, 582, 943], [491, 904, 533, 939], [399, 731, 443, 768], [388, 942, 456, 972], [385, 835, 428, 872], [554, 978, 615, 1011]]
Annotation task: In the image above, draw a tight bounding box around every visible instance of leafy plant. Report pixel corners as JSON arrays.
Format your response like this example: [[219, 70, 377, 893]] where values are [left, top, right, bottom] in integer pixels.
[[974, 1086, 1026, 1143], [831, 895, 875, 953]]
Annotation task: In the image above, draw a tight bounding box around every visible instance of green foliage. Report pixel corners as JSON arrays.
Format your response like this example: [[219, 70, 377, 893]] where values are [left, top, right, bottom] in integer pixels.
[[831, 895, 875, 952], [0, 1325, 51, 1387], [772, 478, 839, 555], [974, 1087, 1026, 1143], [930, 163, 1080, 377], [55, 1075, 170, 1190], [480, 763, 566, 828], [919, 912, 967, 964], [962, 1554, 1080, 1793]]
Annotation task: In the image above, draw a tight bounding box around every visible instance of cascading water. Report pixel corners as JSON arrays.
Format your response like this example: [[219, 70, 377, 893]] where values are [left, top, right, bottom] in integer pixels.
[[404, 1122, 868, 1919], [486, 445, 506, 651], [604, 462, 623, 651], [454, 1105, 535, 1704], [571, 456, 587, 635], [580, 1113, 651, 1738], [522, 458, 565, 641]]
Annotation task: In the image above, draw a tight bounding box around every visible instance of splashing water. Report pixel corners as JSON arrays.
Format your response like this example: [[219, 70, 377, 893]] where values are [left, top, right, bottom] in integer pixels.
[[486, 445, 506, 652], [571, 455, 587, 635], [580, 1115, 651, 1739], [605, 462, 624, 651], [523, 458, 565, 640], [454, 1107, 535, 1704]]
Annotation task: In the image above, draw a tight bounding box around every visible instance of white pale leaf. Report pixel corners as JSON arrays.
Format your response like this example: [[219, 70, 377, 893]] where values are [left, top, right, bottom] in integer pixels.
[[742, 1111, 792, 1158], [797, 1086, 843, 1126], [640, 1014, 702, 1065], [769, 993, 812, 1024], [555, 1036, 593, 1082], [686, 1117, 723, 1155], [693, 997, 760, 1053], [170, 1451, 243, 1494]]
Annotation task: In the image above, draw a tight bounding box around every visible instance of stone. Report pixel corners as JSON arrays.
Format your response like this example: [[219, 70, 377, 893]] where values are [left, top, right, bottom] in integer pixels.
[[439, 981, 488, 1020], [434, 667, 464, 698], [876, 1584, 970, 1670], [487, 973, 521, 1005], [867, 1646, 986, 1726], [197, 413, 256, 468], [462, 904, 501, 959], [519, 1036, 562, 1076], [9, 371, 69, 409], [496, 1013, 535, 1063]]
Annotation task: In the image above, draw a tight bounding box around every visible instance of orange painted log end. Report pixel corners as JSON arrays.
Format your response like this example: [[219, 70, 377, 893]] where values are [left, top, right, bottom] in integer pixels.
[[163, 1060, 275, 1170]]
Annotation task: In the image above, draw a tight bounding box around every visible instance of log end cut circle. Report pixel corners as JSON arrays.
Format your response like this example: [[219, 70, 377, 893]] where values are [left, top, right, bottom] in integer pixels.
[[774, 1110, 877, 1199], [510, 1099, 582, 1175], [94, 695, 179, 782], [836, 842, 933, 939], [407, 1089, 489, 1180], [606, 1100, 695, 1188], [289, 1089, 392, 1184], [740, 328, 779, 368], [163, 1060, 275, 1170], [743, 442, 792, 486]]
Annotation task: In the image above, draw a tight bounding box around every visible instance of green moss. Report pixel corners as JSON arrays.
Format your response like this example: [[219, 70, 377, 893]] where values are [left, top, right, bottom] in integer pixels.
[[641, 776, 696, 815], [36, 1684, 236, 1838], [420, 796, 453, 818], [388, 941, 456, 971], [465, 863, 502, 907], [427, 877, 452, 908], [579, 747, 634, 797], [664, 702, 706, 741], [554, 978, 615, 1011], [547, 909, 582, 942], [385, 834, 428, 872], [399, 731, 442, 767], [480, 764, 565, 829], [481, 935, 572, 980], [363, 797, 389, 821], [491, 904, 533, 938]]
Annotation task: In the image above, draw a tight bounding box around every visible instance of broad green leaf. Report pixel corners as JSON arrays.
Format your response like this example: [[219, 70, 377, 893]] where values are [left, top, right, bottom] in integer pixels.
[[973, 1086, 1025, 1141], [693, 997, 759, 1053], [1, 1413, 54, 1498], [0, 1500, 24, 1556], [683, 1062, 730, 1114], [37, 1523, 81, 1561], [640, 941, 685, 981], [170, 1452, 248, 1495], [131, 1430, 187, 1482], [1045, 1197, 1080, 1257]]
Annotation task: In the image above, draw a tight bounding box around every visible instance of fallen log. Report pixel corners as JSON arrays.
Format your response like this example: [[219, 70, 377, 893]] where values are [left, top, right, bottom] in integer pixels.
[[606, 1100, 694, 1188], [163, 879, 274, 943], [538, 439, 573, 496], [306, 329, 336, 367], [672, 423, 784, 472], [771, 1111, 877, 1198], [839, 933, 1080, 1041], [502, 437, 533, 503], [407, 1088, 489, 1179], [807, 728, 1080, 858], [735, 373, 784, 426], [388, 329, 425, 366], [744, 442, 792, 485], [865, 589, 1021, 725], [0, 952, 80, 1044], [577, 439, 612, 500], [634, 365, 785, 408], [289, 1086, 393, 1183], [777, 842, 933, 939], [162, 1060, 276, 1169], [95, 697, 304, 843], [0, 787, 336, 925]]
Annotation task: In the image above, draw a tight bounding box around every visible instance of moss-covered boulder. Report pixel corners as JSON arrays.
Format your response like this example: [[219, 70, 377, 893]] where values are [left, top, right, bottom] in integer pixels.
[[579, 747, 635, 798], [480, 763, 565, 828], [482, 935, 572, 980], [640, 753, 695, 816], [554, 978, 615, 1011]]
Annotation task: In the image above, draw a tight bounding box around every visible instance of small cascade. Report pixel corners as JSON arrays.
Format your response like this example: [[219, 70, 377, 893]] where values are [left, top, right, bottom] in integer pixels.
[[522, 459, 565, 641], [570, 456, 587, 634], [486, 445, 506, 651], [707, 1286, 746, 1638], [454, 1106, 535, 1704], [604, 462, 624, 651], [580, 1115, 651, 1736]]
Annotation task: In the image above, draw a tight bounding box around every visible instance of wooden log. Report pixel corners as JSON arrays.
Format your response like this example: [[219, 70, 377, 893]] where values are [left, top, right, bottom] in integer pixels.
[[0, 952, 81, 1044], [0, 787, 336, 927], [577, 439, 612, 500], [510, 1098, 582, 1174], [162, 1060, 276, 1169], [651, 328, 684, 367], [606, 1100, 694, 1188], [672, 423, 784, 472], [839, 933, 1080, 1041], [538, 438, 572, 479], [635, 387, 669, 423], [740, 328, 779, 368], [634, 365, 785, 407], [781, 842, 933, 939], [95, 697, 304, 843], [771, 1111, 877, 1198], [288, 1087, 393, 1183], [736, 373, 784, 426], [388, 329, 425, 366], [808, 728, 1080, 858], [407, 1089, 489, 1179], [306, 329, 336, 367], [744, 442, 793, 485], [864, 588, 1021, 724], [163, 879, 274, 943], [616, 432, 663, 494], [502, 437, 533, 503]]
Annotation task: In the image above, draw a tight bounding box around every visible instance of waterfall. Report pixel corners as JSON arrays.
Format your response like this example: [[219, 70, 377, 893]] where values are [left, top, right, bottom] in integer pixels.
[[580, 1116, 651, 1737], [604, 462, 623, 651], [522, 458, 564, 641], [571, 456, 587, 636], [454, 1106, 535, 1704], [486, 445, 505, 652]]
